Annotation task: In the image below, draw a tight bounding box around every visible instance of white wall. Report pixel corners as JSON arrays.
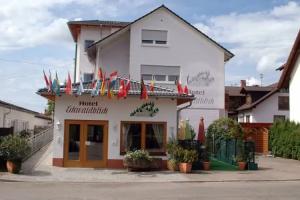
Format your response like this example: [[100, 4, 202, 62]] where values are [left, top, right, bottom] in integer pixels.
[[238, 92, 289, 123], [129, 8, 226, 130], [53, 95, 177, 160], [76, 26, 122, 82], [0, 106, 51, 132], [97, 30, 130, 76], [290, 55, 300, 123]]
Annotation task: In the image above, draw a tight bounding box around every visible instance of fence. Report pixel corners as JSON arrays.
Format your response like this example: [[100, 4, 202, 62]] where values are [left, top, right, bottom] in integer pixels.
[[214, 138, 239, 165], [240, 123, 272, 154], [25, 126, 53, 160]]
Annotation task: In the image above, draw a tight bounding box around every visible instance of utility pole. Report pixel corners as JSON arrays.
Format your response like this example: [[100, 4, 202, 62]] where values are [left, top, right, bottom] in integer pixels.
[[260, 73, 264, 86]]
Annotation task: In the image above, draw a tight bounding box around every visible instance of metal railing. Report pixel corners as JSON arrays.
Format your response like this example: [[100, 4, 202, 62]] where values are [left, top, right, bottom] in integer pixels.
[[25, 125, 53, 160]]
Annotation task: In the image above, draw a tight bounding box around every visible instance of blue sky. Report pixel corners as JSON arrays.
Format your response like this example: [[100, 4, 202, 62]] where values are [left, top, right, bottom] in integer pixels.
[[0, 0, 299, 112]]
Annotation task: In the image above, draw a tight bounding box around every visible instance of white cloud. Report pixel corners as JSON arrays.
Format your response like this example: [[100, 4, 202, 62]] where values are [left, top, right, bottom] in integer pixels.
[[194, 1, 300, 73], [0, 0, 152, 51], [247, 77, 261, 86]]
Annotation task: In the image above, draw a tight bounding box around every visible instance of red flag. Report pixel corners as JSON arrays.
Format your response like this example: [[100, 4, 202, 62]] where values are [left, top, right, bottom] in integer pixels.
[[177, 80, 183, 94], [98, 67, 103, 80], [117, 79, 126, 99], [65, 72, 72, 95], [124, 79, 130, 97], [48, 70, 52, 92], [140, 79, 148, 100], [43, 70, 49, 89], [183, 85, 188, 94]]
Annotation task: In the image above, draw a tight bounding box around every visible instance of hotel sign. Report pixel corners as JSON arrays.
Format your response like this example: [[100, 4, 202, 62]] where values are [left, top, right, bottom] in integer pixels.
[[65, 101, 108, 114]]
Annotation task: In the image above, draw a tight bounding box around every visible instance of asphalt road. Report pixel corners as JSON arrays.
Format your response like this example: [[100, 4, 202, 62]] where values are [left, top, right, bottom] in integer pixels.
[[0, 181, 300, 200]]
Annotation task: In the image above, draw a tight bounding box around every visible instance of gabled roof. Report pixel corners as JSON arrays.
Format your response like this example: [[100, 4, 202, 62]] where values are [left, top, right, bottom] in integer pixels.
[[240, 86, 274, 94], [236, 89, 279, 111], [225, 86, 245, 97], [0, 99, 51, 120], [37, 77, 195, 106], [87, 5, 234, 62], [278, 29, 300, 88], [67, 20, 130, 42]]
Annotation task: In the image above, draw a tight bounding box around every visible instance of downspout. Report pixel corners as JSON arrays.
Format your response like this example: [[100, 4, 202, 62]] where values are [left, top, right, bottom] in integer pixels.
[[176, 101, 192, 136], [3, 107, 11, 127], [74, 42, 78, 82]]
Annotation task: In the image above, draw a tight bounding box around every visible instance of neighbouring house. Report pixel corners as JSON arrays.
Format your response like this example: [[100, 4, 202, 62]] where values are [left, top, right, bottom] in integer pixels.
[[37, 5, 233, 168], [0, 100, 52, 135], [225, 81, 289, 123], [278, 30, 300, 123]]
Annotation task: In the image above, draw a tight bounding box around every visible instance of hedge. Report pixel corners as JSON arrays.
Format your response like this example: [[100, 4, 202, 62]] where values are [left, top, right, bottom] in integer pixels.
[[269, 120, 300, 160]]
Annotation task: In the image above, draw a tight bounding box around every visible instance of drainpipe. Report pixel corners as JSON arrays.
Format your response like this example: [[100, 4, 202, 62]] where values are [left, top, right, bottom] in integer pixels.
[[3, 107, 11, 127], [74, 42, 78, 82], [176, 101, 192, 137]]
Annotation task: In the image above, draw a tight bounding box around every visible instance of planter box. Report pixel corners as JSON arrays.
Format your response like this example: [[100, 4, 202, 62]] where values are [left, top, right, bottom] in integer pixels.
[[124, 158, 162, 171]]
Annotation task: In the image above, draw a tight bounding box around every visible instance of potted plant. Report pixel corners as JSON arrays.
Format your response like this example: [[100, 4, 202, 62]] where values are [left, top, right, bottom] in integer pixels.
[[166, 139, 179, 171], [178, 148, 198, 173], [202, 150, 210, 170], [123, 150, 152, 171], [236, 154, 247, 170], [0, 135, 31, 174]]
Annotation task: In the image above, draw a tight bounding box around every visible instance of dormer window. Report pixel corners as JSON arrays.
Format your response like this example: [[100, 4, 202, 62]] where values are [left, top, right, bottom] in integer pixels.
[[141, 30, 167, 45]]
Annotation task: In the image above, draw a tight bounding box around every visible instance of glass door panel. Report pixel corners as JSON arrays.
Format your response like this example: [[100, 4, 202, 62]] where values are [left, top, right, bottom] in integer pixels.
[[86, 125, 104, 161], [68, 124, 81, 160]]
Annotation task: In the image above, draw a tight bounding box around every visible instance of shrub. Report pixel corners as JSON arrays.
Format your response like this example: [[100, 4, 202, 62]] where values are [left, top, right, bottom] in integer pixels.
[[124, 150, 152, 162], [269, 120, 300, 160], [177, 147, 198, 163], [0, 135, 31, 162]]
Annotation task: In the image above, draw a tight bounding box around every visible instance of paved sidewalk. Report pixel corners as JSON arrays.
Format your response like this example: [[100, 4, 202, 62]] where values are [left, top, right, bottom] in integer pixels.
[[1, 142, 300, 183]]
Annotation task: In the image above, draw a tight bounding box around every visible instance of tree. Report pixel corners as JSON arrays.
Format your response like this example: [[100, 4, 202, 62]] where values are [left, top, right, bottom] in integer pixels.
[[45, 100, 55, 116]]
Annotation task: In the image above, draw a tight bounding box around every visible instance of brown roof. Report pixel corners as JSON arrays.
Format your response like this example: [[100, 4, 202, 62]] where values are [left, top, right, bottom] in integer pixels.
[[88, 5, 234, 62], [240, 86, 274, 94], [225, 86, 245, 96], [278, 29, 300, 88], [67, 20, 130, 42], [237, 89, 278, 111], [0, 100, 51, 120]]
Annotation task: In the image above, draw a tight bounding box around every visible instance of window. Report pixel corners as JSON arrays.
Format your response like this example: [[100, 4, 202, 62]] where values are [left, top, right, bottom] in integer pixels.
[[168, 75, 179, 82], [141, 74, 153, 81], [246, 115, 250, 123], [84, 40, 94, 51], [278, 96, 289, 110], [120, 122, 166, 155], [83, 73, 94, 82], [141, 65, 180, 84], [273, 115, 285, 122], [141, 30, 167, 45], [154, 75, 166, 81]]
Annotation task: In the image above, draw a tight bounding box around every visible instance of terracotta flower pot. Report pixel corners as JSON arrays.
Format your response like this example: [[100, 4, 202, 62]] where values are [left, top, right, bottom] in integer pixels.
[[238, 162, 247, 170], [202, 161, 210, 170], [167, 160, 178, 171], [6, 160, 22, 174], [179, 163, 192, 173]]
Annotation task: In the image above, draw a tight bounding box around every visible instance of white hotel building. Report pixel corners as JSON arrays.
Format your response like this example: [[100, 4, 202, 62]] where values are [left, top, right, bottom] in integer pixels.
[[38, 5, 233, 168]]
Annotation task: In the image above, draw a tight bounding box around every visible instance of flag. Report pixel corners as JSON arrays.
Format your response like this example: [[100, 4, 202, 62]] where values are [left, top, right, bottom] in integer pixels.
[[150, 80, 155, 92], [77, 74, 84, 96], [65, 72, 72, 95], [140, 79, 148, 100], [100, 72, 106, 96], [43, 70, 50, 90], [124, 79, 130, 98], [48, 70, 52, 92], [52, 72, 60, 96], [98, 67, 103, 80], [117, 79, 126, 99], [183, 85, 189, 94], [176, 80, 183, 94], [109, 71, 118, 88]]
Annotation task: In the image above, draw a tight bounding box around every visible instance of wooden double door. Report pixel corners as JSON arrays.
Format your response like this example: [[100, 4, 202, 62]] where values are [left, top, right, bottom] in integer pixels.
[[64, 120, 108, 168]]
